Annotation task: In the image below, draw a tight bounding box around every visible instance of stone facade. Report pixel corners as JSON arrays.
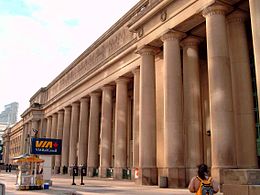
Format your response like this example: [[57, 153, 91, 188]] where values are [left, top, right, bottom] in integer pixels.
[[3, 0, 260, 191]]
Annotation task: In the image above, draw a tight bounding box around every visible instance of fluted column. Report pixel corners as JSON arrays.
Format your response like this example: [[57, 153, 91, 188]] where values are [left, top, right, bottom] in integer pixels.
[[227, 11, 257, 168], [69, 102, 80, 168], [203, 5, 237, 182], [78, 97, 90, 167], [161, 31, 186, 187], [46, 116, 52, 138], [54, 110, 64, 173], [100, 85, 113, 177], [61, 106, 71, 171], [114, 77, 129, 179], [249, 0, 260, 113], [87, 92, 101, 177], [138, 46, 158, 185], [24, 123, 30, 154], [181, 36, 202, 183], [132, 67, 140, 172]]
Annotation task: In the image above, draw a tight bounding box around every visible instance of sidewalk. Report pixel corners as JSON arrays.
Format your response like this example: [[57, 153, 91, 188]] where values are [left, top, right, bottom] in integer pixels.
[[0, 172, 223, 195]]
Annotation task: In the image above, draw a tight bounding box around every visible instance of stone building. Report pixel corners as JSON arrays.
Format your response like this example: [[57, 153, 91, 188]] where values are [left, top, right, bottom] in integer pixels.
[[2, 120, 23, 164], [3, 0, 260, 191]]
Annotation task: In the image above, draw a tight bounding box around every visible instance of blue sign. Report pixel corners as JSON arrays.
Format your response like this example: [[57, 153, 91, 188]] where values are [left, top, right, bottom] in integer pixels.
[[31, 138, 62, 155]]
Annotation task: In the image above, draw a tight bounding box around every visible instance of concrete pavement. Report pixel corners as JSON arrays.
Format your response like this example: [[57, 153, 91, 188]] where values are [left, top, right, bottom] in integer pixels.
[[0, 172, 223, 195]]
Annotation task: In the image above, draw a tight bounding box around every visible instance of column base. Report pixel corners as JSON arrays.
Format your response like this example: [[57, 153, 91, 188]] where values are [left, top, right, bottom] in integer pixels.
[[162, 167, 185, 188], [223, 169, 260, 194], [87, 167, 99, 177], [135, 167, 158, 185], [211, 166, 237, 186], [185, 167, 198, 186], [99, 167, 107, 178], [54, 166, 60, 174]]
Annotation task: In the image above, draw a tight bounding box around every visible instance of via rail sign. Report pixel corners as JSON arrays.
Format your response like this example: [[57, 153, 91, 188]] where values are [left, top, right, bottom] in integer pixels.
[[31, 138, 62, 155]]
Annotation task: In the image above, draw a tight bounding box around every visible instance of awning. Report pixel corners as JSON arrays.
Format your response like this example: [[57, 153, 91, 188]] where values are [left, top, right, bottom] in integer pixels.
[[13, 154, 44, 163]]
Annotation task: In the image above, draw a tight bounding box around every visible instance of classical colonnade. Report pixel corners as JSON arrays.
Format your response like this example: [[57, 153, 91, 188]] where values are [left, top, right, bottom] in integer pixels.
[[18, 2, 260, 187]]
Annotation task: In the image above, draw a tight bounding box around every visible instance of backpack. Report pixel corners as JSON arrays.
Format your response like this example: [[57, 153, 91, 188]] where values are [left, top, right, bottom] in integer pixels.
[[196, 176, 214, 195]]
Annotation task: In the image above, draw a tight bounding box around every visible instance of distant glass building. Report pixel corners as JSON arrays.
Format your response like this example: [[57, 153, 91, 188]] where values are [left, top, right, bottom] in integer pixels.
[[0, 102, 18, 125]]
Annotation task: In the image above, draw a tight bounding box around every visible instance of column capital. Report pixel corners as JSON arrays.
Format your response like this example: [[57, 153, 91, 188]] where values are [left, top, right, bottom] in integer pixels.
[[89, 92, 101, 97], [101, 84, 114, 91], [115, 76, 129, 84], [161, 30, 186, 42], [136, 45, 160, 56], [80, 97, 90, 103], [227, 10, 248, 23], [58, 110, 64, 114], [71, 102, 80, 107], [132, 67, 140, 75], [52, 113, 58, 117], [180, 36, 202, 47], [202, 4, 229, 18], [64, 106, 72, 112]]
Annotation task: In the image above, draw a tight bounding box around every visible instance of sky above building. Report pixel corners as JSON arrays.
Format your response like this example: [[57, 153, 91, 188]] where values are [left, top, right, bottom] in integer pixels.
[[0, 0, 139, 118]]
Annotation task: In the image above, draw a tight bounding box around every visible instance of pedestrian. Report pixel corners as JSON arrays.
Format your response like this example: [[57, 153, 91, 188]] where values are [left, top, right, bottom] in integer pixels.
[[188, 163, 219, 195], [5, 164, 8, 172], [8, 164, 12, 172]]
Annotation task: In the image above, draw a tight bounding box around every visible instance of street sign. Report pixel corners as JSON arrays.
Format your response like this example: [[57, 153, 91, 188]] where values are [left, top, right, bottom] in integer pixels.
[[31, 138, 62, 155]]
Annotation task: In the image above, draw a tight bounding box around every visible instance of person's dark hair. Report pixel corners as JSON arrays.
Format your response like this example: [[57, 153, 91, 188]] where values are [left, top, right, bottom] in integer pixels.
[[197, 163, 208, 180]]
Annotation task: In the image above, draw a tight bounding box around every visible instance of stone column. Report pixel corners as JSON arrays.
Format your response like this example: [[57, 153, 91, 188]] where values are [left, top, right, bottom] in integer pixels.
[[249, 0, 260, 113], [227, 11, 258, 168], [114, 77, 129, 179], [181, 36, 202, 184], [51, 114, 58, 139], [69, 102, 80, 169], [138, 46, 158, 185], [55, 110, 64, 173], [50, 113, 58, 169], [161, 31, 186, 187], [132, 67, 140, 174], [21, 123, 28, 154], [61, 106, 71, 171], [31, 120, 39, 137], [4, 137, 10, 164], [87, 92, 101, 177], [78, 97, 90, 167], [46, 116, 52, 138], [24, 123, 30, 154], [203, 5, 237, 183], [100, 85, 113, 177]]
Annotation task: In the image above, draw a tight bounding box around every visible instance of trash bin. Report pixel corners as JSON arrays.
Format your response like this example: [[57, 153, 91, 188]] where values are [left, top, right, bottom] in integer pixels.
[[159, 176, 168, 188], [122, 168, 131, 179], [43, 183, 49, 190], [106, 168, 113, 178], [93, 168, 99, 177]]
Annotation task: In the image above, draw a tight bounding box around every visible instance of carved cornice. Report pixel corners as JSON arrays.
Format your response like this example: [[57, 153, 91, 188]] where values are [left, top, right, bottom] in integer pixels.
[[202, 4, 228, 17], [128, 0, 171, 32]]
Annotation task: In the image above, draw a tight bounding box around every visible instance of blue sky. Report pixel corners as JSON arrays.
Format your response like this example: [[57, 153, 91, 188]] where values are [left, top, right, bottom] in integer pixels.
[[0, 0, 139, 118]]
